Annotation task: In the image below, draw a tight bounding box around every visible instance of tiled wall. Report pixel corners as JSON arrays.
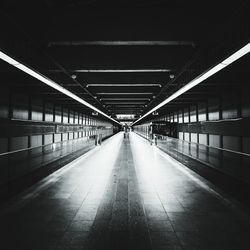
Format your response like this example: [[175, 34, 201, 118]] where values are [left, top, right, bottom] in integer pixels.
[[162, 91, 250, 154], [0, 86, 116, 154], [136, 89, 250, 154]]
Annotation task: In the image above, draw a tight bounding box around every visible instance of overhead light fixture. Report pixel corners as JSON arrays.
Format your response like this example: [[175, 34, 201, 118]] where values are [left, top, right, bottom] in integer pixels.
[[101, 98, 150, 101], [87, 84, 162, 87], [74, 69, 171, 73], [0, 50, 120, 125], [116, 114, 135, 119], [105, 102, 146, 104], [96, 92, 153, 95], [133, 42, 250, 125], [49, 40, 194, 46], [71, 74, 77, 79], [107, 105, 144, 107]]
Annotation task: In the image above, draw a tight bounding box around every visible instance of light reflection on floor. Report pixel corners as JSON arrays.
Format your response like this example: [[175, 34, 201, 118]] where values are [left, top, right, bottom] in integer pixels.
[[130, 132, 250, 249], [0, 132, 250, 250]]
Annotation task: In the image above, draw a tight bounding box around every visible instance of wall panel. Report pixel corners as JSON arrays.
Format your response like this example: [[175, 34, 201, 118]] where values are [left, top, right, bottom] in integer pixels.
[[0, 88, 9, 118], [208, 98, 219, 121], [199, 134, 207, 146], [223, 136, 241, 152], [12, 93, 29, 120], [222, 93, 238, 119], [209, 134, 221, 148], [30, 135, 43, 147], [10, 136, 28, 151], [31, 99, 43, 121]]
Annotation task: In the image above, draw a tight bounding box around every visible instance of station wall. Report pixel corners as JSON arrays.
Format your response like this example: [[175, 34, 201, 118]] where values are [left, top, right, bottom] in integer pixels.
[[0, 85, 117, 154], [137, 89, 250, 155]]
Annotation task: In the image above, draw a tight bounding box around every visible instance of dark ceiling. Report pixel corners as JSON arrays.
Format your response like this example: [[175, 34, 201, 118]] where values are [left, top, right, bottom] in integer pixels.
[[0, 0, 249, 122]]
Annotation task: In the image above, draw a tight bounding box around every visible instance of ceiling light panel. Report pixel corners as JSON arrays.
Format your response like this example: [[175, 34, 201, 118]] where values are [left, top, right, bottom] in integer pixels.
[[96, 92, 153, 95], [74, 69, 171, 73], [87, 84, 161, 87]]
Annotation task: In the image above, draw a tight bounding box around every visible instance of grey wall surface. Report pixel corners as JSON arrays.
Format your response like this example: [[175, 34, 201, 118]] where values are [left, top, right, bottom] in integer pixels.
[[0, 86, 116, 155], [149, 89, 250, 154]]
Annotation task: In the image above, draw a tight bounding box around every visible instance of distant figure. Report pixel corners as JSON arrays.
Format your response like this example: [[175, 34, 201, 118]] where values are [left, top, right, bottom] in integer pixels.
[[123, 123, 129, 139]]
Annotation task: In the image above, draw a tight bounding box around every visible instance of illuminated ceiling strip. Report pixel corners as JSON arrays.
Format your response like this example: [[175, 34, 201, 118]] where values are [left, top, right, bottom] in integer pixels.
[[96, 92, 153, 95], [75, 69, 171, 73], [87, 84, 161, 87], [106, 105, 144, 107], [49, 40, 195, 46], [133, 42, 250, 125], [101, 98, 150, 100], [106, 103, 145, 108], [105, 102, 146, 104], [0, 51, 120, 125]]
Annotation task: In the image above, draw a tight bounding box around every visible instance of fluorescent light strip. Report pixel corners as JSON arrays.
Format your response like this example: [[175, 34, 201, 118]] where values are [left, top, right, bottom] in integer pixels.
[[105, 102, 146, 104], [101, 98, 150, 100], [133, 42, 250, 125], [96, 93, 153, 95], [0, 51, 120, 125], [75, 69, 171, 73], [49, 40, 194, 46], [87, 84, 161, 87], [107, 105, 144, 107]]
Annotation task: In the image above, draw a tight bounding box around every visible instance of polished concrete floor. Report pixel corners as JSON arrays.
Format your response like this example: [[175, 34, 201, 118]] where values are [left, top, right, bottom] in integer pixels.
[[0, 132, 250, 250]]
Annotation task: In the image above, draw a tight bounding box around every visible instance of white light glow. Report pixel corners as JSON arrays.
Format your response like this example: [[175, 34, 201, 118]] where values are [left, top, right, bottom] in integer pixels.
[[105, 102, 146, 104], [101, 98, 150, 100], [0, 51, 20, 65], [0, 50, 120, 125], [74, 69, 171, 73], [87, 84, 161, 87], [49, 40, 194, 46], [96, 92, 153, 95], [154, 145, 226, 200], [116, 114, 135, 119], [133, 42, 250, 125], [221, 43, 250, 65]]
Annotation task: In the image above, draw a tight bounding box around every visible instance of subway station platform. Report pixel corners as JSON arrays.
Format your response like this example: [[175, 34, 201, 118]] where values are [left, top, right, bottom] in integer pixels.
[[0, 132, 250, 250]]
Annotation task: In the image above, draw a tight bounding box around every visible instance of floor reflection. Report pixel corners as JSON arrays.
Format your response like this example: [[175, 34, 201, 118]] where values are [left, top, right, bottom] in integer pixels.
[[0, 132, 250, 250], [131, 132, 250, 250]]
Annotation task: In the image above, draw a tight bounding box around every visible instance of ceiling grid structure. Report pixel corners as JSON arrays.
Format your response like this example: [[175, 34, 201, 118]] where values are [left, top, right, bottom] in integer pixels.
[[0, 0, 249, 123]]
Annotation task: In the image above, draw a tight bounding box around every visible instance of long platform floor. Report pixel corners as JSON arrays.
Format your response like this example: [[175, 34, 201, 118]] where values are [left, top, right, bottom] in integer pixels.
[[0, 132, 250, 250]]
